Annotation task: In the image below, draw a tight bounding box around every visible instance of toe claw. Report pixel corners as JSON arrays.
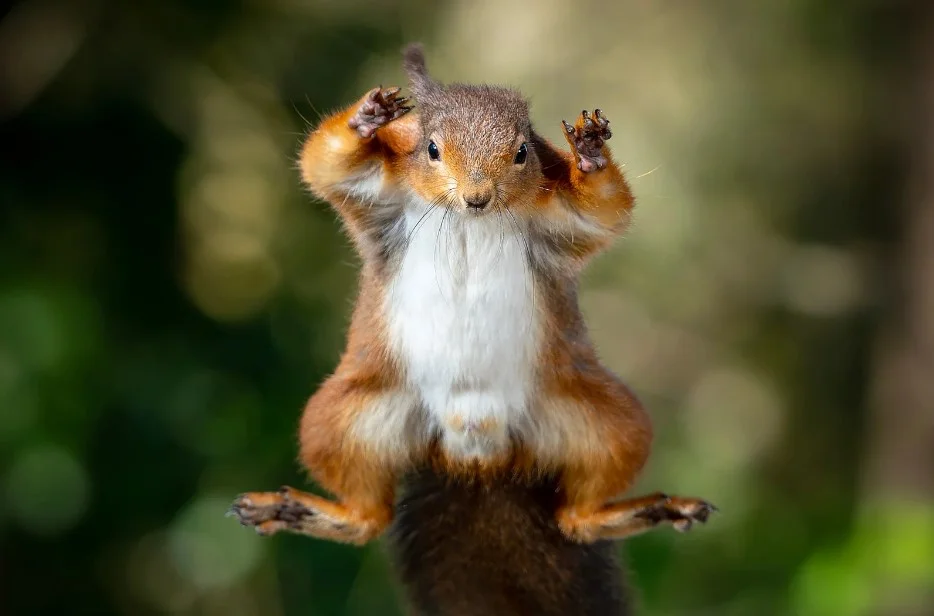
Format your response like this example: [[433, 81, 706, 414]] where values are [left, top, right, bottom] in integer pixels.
[[673, 519, 693, 532]]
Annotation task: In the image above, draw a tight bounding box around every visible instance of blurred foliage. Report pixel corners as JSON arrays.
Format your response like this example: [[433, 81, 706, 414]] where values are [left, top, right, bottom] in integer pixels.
[[1, 0, 933, 615]]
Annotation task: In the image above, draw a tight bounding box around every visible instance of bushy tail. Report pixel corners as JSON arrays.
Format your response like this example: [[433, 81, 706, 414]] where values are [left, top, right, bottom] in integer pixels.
[[389, 468, 632, 616]]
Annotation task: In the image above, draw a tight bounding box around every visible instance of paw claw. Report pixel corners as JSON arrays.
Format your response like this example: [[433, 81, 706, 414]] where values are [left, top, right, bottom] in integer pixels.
[[667, 498, 717, 529], [631, 495, 717, 535], [673, 519, 693, 532], [691, 500, 717, 523], [229, 490, 297, 533], [225, 501, 241, 518]]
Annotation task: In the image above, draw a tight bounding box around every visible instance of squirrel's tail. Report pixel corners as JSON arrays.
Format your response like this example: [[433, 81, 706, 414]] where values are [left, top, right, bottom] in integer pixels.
[[389, 467, 633, 616]]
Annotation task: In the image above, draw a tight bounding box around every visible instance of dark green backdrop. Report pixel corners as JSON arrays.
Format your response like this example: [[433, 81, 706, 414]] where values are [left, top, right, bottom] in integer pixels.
[[2, 1, 933, 615]]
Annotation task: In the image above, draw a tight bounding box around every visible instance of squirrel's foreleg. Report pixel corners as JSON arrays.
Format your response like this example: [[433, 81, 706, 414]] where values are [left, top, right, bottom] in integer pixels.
[[299, 86, 420, 238], [532, 109, 635, 260]]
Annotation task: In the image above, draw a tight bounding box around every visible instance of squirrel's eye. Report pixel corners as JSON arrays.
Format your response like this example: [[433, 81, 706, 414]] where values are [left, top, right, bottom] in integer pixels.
[[514, 142, 528, 165], [428, 140, 440, 161]]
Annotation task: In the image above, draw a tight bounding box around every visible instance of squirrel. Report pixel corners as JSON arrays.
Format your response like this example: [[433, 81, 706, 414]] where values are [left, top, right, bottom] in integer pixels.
[[229, 43, 716, 615]]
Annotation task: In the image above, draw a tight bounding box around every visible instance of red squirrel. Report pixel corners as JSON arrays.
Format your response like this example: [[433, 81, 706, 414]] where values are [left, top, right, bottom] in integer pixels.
[[230, 44, 714, 552]]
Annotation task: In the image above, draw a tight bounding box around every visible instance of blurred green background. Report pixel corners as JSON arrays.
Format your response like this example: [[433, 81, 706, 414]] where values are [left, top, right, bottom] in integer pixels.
[[3, 0, 934, 614]]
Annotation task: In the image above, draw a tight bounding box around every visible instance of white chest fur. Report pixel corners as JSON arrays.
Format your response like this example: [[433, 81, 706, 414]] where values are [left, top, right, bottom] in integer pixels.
[[385, 204, 540, 460]]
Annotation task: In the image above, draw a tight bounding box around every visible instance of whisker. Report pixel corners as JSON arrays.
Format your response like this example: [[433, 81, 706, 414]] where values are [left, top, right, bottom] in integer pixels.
[[434, 197, 456, 300], [633, 164, 661, 180], [406, 189, 450, 245], [484, 199, 507, 279], [304, 95, 326, 122], [391, 185, 457, 309], [291, 100, 313, 127], [502, 201, 537, 319]]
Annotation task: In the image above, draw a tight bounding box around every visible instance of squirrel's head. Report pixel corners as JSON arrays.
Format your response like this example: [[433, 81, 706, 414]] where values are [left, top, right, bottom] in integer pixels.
[[402, 43, 540, 214]]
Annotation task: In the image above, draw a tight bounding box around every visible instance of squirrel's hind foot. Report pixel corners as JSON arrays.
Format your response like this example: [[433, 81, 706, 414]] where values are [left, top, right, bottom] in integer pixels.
[[558, 491, 717, 543], [228, 486, 389, 545]]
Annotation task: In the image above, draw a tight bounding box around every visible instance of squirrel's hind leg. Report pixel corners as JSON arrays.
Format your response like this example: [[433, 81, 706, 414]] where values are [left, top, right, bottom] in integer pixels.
[[228, 486, 386, 544], [230, 370, 417, 545], [546, 373, 717, 543], [558, 492, 717, 542]]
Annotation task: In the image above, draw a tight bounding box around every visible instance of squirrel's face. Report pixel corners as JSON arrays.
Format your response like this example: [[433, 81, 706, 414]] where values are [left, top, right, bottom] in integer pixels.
[[409, 85, 541, 215]]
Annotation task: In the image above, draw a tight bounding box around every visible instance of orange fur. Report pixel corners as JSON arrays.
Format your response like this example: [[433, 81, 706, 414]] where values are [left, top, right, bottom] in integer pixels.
[[229, 50, 714, 547], [530, 128, 635, 263]]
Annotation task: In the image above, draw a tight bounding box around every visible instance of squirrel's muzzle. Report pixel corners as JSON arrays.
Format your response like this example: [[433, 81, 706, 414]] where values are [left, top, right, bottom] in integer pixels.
[[461, 177, 494, 211], [464, 192, 492, 210]]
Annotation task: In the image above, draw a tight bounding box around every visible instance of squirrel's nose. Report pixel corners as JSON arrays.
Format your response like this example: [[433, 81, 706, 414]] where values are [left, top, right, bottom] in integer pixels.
[[464, 193, 491, 210]]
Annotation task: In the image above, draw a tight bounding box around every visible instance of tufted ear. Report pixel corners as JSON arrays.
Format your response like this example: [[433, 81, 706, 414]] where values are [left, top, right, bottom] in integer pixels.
[[402, 43, 441, 101]]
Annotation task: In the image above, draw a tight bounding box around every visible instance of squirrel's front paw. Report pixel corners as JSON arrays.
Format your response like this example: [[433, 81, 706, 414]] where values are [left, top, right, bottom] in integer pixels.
[[348, 86, 413, 138], [562, 109, 612, 173]]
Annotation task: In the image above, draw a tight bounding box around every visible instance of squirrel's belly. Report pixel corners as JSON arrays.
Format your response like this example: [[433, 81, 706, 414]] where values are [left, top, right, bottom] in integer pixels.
[[386, 209, 540, 460]]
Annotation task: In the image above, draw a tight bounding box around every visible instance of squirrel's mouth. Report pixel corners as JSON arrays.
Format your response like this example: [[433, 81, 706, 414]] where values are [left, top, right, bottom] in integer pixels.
[[464, 206, 489, 218], [460, 190, 493, 212], [462, 201, 491, 213]]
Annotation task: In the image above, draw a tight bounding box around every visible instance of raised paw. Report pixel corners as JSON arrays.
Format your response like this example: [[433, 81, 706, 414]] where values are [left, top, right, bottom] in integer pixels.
[[227, 486, 389, 545], [562, 109, 612, 173], [348, 86, 413, 138]]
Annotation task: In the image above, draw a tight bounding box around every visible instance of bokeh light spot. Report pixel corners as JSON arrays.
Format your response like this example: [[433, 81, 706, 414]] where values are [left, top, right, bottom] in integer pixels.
[[0, 290, 66, 371], [782, 244, 864, 316], [168, 494, 263, 590], [683, 366, 784, 470], [0, 352, 38, 444], [127, 531, 198, 612], [4, 443, 90, 535]]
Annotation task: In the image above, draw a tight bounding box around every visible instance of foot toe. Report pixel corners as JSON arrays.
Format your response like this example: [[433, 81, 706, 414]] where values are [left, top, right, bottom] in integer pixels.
[[668, 497, 718, 528]]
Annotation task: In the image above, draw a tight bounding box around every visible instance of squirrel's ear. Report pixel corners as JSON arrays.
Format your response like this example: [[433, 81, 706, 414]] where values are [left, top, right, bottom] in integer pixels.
[[402, 42, 439, 100]]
